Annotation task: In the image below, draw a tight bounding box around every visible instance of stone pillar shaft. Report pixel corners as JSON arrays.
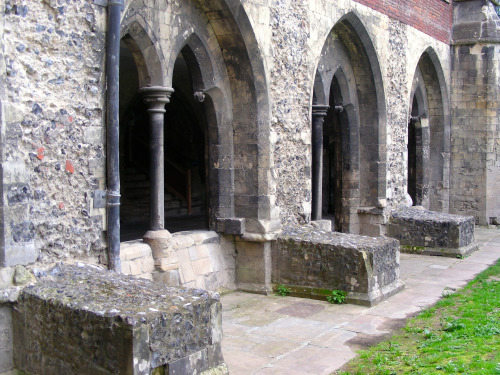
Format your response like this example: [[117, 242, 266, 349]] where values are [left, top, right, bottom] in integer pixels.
[[311, 105, 329, 221], [139, 86, 174, 231]]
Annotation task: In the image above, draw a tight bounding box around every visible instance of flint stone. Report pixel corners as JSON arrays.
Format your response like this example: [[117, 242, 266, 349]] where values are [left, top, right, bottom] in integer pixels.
[[387, 207, 477, 257], [13, 265, 33, 286], [272, 226, 404, 306], [13, 263, 224, 375]]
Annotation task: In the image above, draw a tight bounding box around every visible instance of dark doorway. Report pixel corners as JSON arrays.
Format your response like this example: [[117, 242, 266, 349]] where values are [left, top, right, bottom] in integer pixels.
[[322, 76, 345, 232], [165, 50, 209, 229], [119, 42, 208, 241], [407, 96, 419, 206]]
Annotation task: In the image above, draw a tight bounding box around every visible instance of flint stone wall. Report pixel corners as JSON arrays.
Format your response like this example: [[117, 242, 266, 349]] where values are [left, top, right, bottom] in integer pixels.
[[271, 226, 404, 306], [387, 207, 476, 256], [13, 264, 226, 375]]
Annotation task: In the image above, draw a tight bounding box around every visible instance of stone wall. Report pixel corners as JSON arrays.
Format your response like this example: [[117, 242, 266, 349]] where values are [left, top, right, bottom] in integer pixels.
[[149, 231, 237, 292], [0, 0, 107, 266], [119, 230, 237, 292], [449, 0, 500, 225], [251, 0, 451, 232], [0, 0, 468, 263]]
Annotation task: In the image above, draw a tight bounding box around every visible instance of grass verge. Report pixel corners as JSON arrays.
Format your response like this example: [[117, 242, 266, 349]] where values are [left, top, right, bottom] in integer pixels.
[[336, 259, 500, 375]]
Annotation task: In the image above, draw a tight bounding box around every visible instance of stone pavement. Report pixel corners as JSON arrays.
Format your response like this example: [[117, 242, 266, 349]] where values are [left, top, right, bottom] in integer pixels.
[[220, 227, 500, 375]]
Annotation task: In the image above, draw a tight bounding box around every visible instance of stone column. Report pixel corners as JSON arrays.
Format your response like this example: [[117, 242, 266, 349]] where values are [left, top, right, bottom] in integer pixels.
[[138, 86, 174, 231], [311, 105, 329, 221]]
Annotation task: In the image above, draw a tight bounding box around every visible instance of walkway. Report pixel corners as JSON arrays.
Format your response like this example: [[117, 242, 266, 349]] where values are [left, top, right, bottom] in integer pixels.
[[220, 227, 500, 375]]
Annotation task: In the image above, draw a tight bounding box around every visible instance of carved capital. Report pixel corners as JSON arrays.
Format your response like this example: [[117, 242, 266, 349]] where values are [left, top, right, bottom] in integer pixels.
[[138, 86, 174, 113]]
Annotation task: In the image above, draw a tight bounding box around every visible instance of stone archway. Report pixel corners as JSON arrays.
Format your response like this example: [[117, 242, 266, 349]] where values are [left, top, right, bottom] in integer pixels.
[[410, 48, 450, 212], [118, 23, 166, 240], [165, 0, 274, 238], [312, 12, 386, 235], [407, 76, 430, 208], [119, 0, 273, 239]]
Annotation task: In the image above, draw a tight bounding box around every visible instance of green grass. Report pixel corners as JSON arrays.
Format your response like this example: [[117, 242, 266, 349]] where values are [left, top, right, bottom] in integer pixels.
[[336, 259, 500, 375]]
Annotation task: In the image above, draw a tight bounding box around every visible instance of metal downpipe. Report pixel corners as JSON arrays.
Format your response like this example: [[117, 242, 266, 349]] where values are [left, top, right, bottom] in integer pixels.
[[106, 0, 123, 272]]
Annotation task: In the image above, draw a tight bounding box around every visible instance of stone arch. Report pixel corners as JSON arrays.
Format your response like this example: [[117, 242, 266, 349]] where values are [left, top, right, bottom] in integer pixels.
[[312, 12, 386, 235], [118, 18, 169, 239], [169, 33, 234, 228], [120, 18, 164, 87], [162, 0, 272, 236], [411, 47, 450, 212], [408, 70, 430, 208]]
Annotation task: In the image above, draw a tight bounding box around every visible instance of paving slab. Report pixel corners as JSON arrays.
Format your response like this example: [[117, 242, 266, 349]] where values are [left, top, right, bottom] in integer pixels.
[[271, 344, 356, 375], [221, 227, 500, 374]]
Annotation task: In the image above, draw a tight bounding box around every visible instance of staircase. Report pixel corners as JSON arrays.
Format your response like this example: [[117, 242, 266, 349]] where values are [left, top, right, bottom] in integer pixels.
[[120, 166, 205, 229]]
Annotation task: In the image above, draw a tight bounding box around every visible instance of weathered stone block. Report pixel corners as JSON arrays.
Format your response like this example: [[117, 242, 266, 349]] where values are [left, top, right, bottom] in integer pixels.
[[121, 240, 152, 261], [13, 264, 225, 375], [235, 240, 272, 294], [271, 226, 404, 306], [387, 207, 477, 257], [217, 218, 245, 235], [155, 256, 180, 271], [143, 230, 173, 259], [0, 304, 13, 373]]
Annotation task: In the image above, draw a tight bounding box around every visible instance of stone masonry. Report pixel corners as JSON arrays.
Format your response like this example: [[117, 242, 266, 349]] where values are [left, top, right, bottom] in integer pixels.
[[144, 230, 237, 292], [387, 206, 477, 257], [13, 264, 227, 375], [0, 0, 498, 372], [271, 226, 404, 306], [450, 0, 500, 225], [0, 0, 456, 268]]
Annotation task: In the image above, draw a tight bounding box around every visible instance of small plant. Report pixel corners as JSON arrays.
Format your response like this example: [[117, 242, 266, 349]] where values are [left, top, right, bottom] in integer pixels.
[[326, 289, 348, 304], [275, 284, 291, 296]]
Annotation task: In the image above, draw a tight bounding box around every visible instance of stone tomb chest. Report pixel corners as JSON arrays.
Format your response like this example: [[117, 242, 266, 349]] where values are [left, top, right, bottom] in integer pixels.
[[13, 264, 226, 375], [272, 226, 404, 306], [387, 207, 477, 257]]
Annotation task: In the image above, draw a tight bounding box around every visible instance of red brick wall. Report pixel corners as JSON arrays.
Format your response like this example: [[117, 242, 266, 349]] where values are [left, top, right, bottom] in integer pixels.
[[354, 0, 453, 43]]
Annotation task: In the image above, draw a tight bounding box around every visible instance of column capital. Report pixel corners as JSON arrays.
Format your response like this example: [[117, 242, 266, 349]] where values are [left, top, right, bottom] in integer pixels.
[[139, 86, 175, 113], [312, 104, 329, 117]]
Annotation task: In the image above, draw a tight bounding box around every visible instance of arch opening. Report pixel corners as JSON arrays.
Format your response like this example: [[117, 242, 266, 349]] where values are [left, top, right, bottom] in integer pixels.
[[312, 12, 385, 235], [322, 74, 353, 232], [119, 40, 215, 240], [409, 49, 449, 212]]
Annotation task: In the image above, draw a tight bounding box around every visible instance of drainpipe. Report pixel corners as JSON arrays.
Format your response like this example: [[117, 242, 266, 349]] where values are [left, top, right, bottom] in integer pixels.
[[105, 0, 123, 272]]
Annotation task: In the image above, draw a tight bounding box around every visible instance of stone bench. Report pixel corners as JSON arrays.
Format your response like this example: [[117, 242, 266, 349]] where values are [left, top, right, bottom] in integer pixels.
[[387, 207, 477, 257], [271, 226, 404, 306], [13, 264, 227, 375]]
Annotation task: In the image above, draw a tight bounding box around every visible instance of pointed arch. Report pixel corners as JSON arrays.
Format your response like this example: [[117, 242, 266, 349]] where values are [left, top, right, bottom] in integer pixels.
[[169, 32, 235, 226], [312, 12, 387, 235], [155, 0, 273, 237], [408, 69, 430, 208], [410, 47, 450, 213], [120, 17, 164, 87]]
